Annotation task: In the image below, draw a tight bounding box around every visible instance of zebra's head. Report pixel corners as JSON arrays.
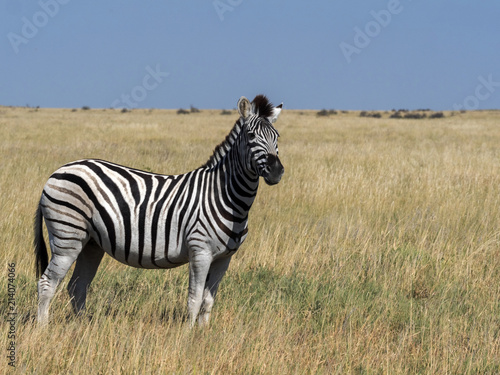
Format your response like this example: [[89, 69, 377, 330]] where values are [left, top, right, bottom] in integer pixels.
[[238, 95, 284, 186]]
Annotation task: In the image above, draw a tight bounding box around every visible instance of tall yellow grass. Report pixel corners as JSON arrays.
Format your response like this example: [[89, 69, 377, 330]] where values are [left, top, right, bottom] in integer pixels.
[[0, 107, 499, 373]]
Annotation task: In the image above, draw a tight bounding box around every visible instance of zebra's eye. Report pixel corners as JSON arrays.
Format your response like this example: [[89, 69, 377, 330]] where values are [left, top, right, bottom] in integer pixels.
[[248, 132, 256, 142]]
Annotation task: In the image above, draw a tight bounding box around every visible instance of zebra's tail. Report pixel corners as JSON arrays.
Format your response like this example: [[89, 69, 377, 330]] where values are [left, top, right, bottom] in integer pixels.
[[34, 202, 48, 279]]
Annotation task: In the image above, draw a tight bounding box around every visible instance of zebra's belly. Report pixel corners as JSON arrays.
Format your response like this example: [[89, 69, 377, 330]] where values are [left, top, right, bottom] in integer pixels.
[[91, 225, 190, 269]]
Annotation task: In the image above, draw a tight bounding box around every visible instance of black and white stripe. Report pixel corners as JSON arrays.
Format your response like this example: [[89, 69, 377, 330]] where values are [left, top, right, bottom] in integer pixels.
[[34, 95, 284, 326]]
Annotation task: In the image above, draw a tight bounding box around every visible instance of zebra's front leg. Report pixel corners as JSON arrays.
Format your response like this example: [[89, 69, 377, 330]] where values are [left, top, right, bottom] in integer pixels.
[[187, 248, 212, 328], [198, 257, 231, 327]]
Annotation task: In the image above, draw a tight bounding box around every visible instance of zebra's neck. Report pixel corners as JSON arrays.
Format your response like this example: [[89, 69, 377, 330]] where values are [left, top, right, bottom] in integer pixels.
[[203, 119, 243, 169], [201, 119, 260, 215]]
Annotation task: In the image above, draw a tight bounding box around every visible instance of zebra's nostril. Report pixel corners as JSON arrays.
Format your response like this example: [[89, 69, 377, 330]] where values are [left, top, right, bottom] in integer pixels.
[[267, 154, 277, 165]]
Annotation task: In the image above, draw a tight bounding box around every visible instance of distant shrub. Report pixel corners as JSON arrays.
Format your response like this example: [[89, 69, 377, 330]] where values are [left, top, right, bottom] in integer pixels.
[[190, 105, 200, 113], [404, 112, 426, 119], [360, 111, 382, 118], [71, 108, 77, 112], [390, 110, 435, 120], [177, 108, 190, 115], [390, 111, 403, 119], [316, 109, 338, 116], [429, 112, 445, 119], [121, 108, 129, 113], [220, 110, 232, 115], [82, 106, 90, 110]]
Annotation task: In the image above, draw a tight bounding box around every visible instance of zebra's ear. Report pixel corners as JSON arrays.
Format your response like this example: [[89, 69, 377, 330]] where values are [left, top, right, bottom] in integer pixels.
[[269, 103, 283, 124], [238, 96, 252, 119]]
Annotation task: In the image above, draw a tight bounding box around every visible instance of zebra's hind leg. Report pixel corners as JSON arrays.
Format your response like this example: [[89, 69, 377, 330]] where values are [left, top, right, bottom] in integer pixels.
[[37, 233, 84, 326], [67, 239, 104, 316]]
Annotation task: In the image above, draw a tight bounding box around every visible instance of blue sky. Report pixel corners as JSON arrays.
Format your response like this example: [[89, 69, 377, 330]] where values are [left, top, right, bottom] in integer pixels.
[[1, 0, 499, 110]]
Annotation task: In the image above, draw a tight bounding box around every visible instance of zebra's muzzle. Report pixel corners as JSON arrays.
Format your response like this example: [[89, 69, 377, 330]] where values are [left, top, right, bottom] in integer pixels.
[[263, 154, 284, 186]]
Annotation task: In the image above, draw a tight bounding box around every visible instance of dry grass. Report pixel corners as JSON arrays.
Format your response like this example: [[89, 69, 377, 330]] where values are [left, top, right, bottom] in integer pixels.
[[1, 107, 499, 373]]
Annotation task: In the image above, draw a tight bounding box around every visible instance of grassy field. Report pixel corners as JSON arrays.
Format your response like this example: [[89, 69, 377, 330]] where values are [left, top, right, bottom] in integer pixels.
[[1, 106, 499, 374]]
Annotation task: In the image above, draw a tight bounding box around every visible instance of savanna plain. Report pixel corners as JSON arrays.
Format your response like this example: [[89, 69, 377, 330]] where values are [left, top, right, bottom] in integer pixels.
[[0, 106, 499, 374]]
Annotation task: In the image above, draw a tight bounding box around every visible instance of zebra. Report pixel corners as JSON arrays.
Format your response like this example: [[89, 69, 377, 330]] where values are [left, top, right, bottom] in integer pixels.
[[34, 95, 284, 327]]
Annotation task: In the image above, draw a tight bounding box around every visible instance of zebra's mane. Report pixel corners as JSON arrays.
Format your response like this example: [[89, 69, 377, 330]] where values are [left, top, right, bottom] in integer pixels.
[[202, 95, 274, 169], [202, 119, 243, 169]]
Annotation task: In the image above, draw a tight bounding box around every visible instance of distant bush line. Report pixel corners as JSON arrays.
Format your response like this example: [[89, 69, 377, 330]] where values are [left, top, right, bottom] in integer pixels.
[[358, 109, 445, 119], [315, 109, 446, 119], [177, 105, 201, 114], [388, 110, 445, 119], [317, 109, 338, 116], [62, 106, 446, 120], [360, 111, 382, 118]]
